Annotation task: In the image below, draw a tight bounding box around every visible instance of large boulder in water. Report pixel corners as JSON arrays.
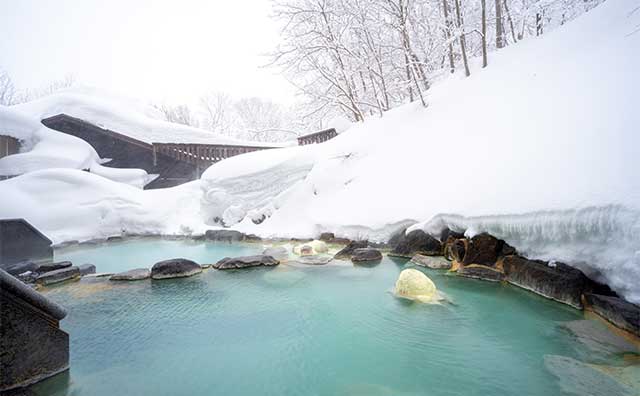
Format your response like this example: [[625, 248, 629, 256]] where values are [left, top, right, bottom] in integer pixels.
[[351, 248, 382, 263], [205, 230, 247, 242], [151, 258, 202, 279], [502, 255, 587, 309], [334, 240, 368, 260], [110, 268, 151, 281], [36, 266, 80, 285], [583, 293, 640, 336], [395, 269, 438, 303], [36, 261, 72, 273], [213, 255, 279, 270], [390, 230, 442, 258]]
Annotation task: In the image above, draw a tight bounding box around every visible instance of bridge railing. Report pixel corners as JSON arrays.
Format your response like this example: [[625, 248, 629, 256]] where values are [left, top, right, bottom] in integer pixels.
[[297, 128, 337, 146], [152, 143, 275, 174]]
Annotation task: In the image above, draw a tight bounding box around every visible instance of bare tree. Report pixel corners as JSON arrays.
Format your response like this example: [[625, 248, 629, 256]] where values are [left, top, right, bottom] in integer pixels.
[[0, 69, 15, 105], [156, 104, 198, 127], [481, 0, 488, 67], [495, 0, 506, 48]]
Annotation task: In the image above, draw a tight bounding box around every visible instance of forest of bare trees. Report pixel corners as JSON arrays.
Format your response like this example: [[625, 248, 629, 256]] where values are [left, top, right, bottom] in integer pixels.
[[270, 0, 604, 122], [0, 0, 604, 142]]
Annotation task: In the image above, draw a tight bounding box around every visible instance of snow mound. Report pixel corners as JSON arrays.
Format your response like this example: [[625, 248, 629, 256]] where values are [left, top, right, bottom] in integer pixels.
[[12, 86, 288, 147], [0, 169, 206, 243], [0, 105, 154, 188]]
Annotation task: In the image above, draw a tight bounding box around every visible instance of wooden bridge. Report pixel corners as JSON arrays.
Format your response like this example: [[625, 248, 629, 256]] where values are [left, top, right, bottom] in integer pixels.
[[40, 114, 339, 188], [152, 143, 276, 176]]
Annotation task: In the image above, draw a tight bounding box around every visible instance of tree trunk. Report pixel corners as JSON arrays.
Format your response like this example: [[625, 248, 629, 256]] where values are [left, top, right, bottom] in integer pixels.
[[536, 12, 543, 36], [454, 0, 470, 77], [495, 0, 505, 48], [442, 0, 455, 73], [481, 0, 488, 67], [503, 0, 518, 43]]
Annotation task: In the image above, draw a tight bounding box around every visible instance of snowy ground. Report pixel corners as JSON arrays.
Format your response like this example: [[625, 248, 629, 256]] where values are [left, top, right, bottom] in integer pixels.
[[1, 1, 639, 301]]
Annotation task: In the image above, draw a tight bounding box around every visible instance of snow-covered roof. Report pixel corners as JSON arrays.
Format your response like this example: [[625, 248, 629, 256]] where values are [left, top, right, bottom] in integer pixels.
[[11, 87, 289, 147]]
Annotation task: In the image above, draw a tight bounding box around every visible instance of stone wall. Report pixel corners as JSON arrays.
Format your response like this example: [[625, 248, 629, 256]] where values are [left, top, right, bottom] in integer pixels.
[[0, 219, 53, 268], [0, 269, 69, 391]]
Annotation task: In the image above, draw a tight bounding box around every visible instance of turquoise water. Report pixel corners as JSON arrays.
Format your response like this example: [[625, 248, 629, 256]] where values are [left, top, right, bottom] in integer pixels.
[[54, 238, 261, 274], [34, 240, 598, 396]]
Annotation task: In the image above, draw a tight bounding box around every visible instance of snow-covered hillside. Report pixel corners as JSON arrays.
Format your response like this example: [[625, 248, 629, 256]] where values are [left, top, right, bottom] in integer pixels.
[[0, 1, 638, 301], [201, 1, 640, 300]]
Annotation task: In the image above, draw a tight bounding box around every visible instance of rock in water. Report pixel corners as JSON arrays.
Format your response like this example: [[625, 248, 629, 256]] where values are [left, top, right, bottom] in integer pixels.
[[410, 254, 451, 269], [390, 230, 442, 257], [213, 255, 279, 270], [151, 259, 202, 279], [351, 248, 382, 263], [36, 266, 81, 285], [110, 268, 151, 281], [36, 261, 72, 273], [204, 230, 246, 242], [334, 240, 368, 260], [78, 263, 96, 276], [293, 240, 328, 256], [395, 269, 439, 303]]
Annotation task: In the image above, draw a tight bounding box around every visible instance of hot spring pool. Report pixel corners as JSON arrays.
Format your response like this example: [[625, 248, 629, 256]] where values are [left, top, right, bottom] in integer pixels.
[[31, 239, 637, 395]]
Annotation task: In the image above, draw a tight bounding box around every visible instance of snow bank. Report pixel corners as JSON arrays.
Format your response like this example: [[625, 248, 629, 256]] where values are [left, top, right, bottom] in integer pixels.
[[12, 86, 288, 147], [0, 169, 206, 243], [199, 1, 640, 301], [0, 105, 154, 188]]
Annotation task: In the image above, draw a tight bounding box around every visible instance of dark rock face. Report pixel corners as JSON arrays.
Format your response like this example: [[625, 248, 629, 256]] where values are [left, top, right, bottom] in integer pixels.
[[446, 239, 467, 262], [213, 255, 279, 270], [462, 233, 507, 266], [78, 264, 96, 276], [502, 256, 587, 309], [584, 293, 640, 336], [459, 265, 505, 282], [204, 230, 246, 242], [0, 269, 69, 391], [390, 230, 442, 258], [151, 259, 202, 279], [410, 254, 452, 269], [334, 240, 368, 260], [439, 228, 465, 243], [110, 268, 151, 281], [351, 248, 383, 263], [4, 261, 38, 276], [36, 267, 81, 286], [387, 227, 408, 249], [36, 261, 72, 273]]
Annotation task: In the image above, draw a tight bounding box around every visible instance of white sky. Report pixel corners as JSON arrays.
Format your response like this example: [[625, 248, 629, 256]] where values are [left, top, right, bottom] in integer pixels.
[[0, 0, 296, 105]]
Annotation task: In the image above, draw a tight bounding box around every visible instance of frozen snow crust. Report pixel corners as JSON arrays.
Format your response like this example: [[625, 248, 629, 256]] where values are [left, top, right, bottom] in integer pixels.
[[1, 1, 639, 302]]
